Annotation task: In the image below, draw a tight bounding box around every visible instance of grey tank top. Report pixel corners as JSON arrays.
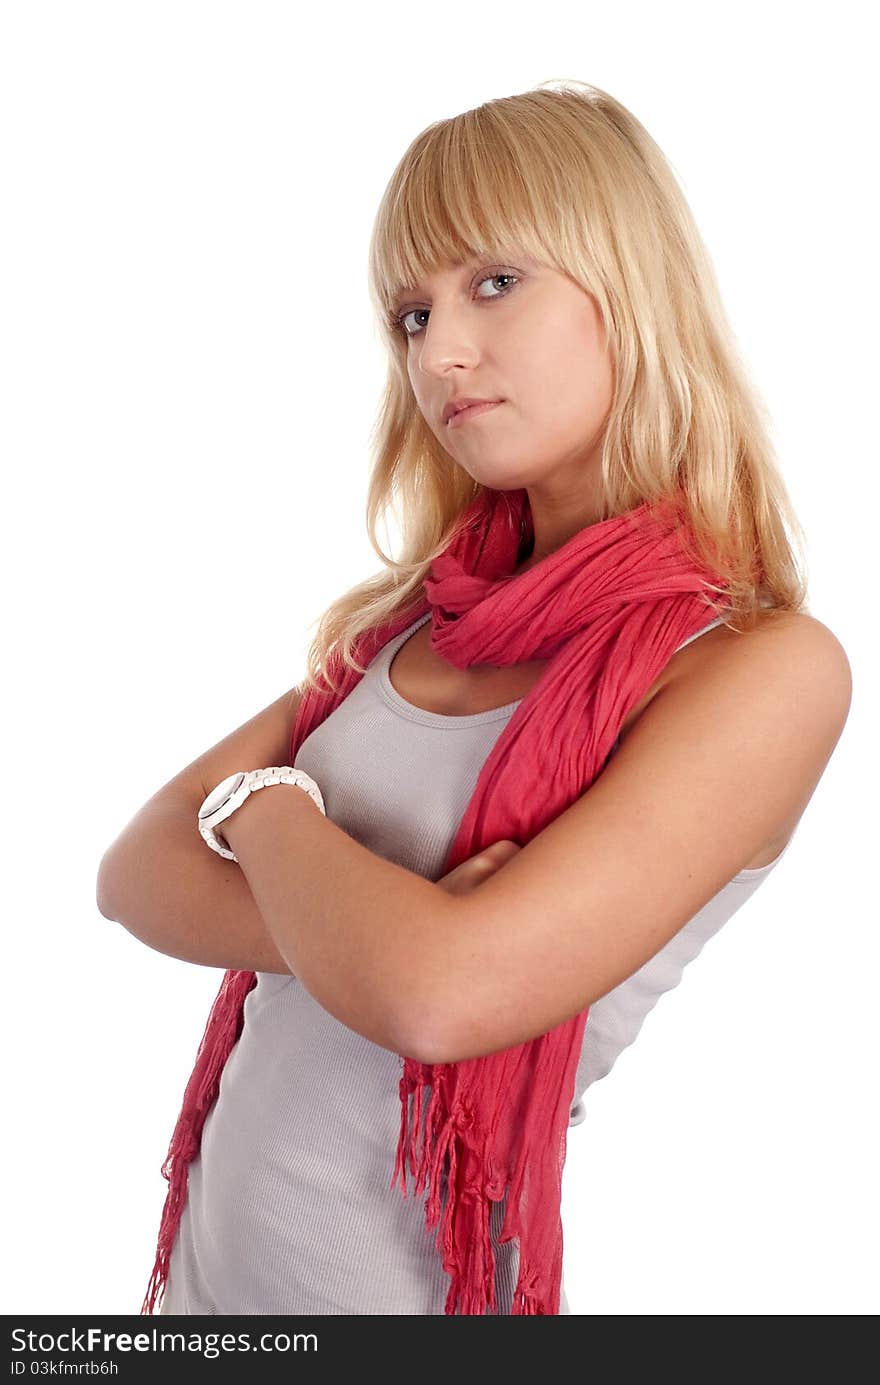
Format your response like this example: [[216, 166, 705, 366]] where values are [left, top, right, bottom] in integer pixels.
[[160, 610, 792, 1317]]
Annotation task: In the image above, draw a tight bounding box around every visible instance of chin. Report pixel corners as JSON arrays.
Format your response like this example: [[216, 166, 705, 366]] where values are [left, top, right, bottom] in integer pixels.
[[455, 463, 533, 492]]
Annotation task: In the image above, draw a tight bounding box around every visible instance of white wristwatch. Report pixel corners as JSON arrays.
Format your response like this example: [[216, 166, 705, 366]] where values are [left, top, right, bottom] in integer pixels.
[[198, 767, 326, 862]]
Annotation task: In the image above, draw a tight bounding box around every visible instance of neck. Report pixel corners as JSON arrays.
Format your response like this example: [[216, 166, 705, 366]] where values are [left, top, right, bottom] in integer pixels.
[[517, 475, 608, 574]]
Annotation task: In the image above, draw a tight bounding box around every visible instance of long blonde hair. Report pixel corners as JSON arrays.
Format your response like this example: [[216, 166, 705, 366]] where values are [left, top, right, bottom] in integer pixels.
[[299, 79, 809, 696]]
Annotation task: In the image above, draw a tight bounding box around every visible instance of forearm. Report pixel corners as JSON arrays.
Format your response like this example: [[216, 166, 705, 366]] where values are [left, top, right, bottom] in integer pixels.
[[220, 782, 455, 1058], [96, 798, 292, 974]]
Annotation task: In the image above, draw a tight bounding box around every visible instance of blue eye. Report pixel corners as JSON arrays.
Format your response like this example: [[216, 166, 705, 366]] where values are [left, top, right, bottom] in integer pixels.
[[394, 271, 519, 339]]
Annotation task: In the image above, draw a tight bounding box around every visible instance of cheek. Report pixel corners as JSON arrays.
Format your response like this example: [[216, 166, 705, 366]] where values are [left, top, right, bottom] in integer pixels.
[[521, 328, 613, 429]]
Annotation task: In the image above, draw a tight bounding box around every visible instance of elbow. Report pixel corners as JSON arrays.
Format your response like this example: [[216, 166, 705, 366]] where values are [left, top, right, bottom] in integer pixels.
[[388, 976, 458, 1067], [404, 1014, 497, 1067], [385, 888, 489, 1064], [95, 870, 110, 921], [396, 983, 483, 1066], [95, 851, 120, 921], [392, 898, 499, 1065], [360, 985, 442, 1065], [398, 964, 567, 1065], [396, 1016, 446, 1066]]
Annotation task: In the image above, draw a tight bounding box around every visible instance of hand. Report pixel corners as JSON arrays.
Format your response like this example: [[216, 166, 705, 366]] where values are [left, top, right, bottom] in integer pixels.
[[435, 839, 522, 896]]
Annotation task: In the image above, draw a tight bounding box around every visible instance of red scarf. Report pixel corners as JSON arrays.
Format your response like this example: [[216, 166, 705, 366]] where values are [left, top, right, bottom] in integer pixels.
[[141, 485, 730, 1316]]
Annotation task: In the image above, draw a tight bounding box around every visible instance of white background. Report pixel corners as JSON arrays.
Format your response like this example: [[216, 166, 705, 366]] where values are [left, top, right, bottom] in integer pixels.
[[2, 0, 876, 1316]]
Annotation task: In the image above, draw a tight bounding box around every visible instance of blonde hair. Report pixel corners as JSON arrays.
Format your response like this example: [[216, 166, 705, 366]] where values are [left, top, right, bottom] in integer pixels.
[[299, 79, 809, 697]]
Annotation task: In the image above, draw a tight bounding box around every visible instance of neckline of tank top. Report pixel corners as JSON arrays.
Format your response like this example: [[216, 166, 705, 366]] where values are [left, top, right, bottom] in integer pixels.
[[375, 612, 522, 727], [373, 607, 729, 730], [371, 609, 793, 879]]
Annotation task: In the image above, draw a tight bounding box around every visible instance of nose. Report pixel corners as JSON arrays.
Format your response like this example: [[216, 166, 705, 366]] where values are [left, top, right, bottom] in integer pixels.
[[413, 306, 482, 380]]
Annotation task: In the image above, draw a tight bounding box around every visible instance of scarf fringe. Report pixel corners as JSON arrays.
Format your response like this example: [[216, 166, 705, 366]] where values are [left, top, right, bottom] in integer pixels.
[[140, 969, 257, 1315], [392, 1064, 552, 1315]]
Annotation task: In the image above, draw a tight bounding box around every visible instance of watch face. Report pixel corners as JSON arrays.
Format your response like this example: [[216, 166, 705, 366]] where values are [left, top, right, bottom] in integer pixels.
[[199, 771, 246, 821]]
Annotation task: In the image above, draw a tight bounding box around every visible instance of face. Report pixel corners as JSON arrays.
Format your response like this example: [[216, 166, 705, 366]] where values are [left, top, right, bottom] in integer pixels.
[[394, 253, 615, 501]]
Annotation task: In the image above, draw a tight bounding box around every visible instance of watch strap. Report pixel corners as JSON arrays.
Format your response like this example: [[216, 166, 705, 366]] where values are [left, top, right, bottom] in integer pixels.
[[198, 766, 326, 862]]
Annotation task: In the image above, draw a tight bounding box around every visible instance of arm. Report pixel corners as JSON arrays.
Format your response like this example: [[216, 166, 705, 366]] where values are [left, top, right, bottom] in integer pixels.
[[97, 792, 293, 974], [96, 677, 506, 987], [96, 686, 301, 973], [223, 614, 850, 1067], [414, 614, 852, 1063], [219, 785, 459, 1057], [105, 613, 849, 1066]]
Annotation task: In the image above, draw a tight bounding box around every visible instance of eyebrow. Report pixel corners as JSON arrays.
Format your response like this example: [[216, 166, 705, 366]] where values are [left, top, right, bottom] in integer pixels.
[[392, 255, 529, 308], [393, 261, 479, 304]]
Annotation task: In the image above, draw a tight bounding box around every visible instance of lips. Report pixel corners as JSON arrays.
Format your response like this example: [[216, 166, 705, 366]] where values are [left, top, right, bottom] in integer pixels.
[[444, 398, 503, 426]]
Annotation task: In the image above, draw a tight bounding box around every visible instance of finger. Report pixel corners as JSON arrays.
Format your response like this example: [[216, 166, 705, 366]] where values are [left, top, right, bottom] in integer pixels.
[[469, 841, 521, 875], [481, 839, 521, 858]]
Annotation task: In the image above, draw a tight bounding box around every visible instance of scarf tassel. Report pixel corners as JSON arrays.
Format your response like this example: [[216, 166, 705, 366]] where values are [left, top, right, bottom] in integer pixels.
[[140, 970, 256, 1315], [392, 1066, 503, 1315]]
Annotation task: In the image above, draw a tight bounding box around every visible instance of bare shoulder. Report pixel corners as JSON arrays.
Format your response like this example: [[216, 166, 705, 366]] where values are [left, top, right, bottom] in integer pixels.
[[423, 607, 853, 1062], [669, 608, 852, 727], [659, 608, 852, 860], [769, 610, 851, 701]]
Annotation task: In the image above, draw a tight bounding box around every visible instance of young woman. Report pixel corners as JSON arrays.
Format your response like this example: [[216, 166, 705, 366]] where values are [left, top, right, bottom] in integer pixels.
[[97, 81, 851, 1316]]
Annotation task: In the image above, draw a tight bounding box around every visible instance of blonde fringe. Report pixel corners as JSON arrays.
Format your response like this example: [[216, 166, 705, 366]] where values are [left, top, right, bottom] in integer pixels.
[[299, 80, 808, 698]]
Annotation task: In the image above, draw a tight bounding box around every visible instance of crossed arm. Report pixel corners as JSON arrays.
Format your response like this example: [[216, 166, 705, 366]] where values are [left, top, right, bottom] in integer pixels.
[[221, 613, 851, 1066]]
